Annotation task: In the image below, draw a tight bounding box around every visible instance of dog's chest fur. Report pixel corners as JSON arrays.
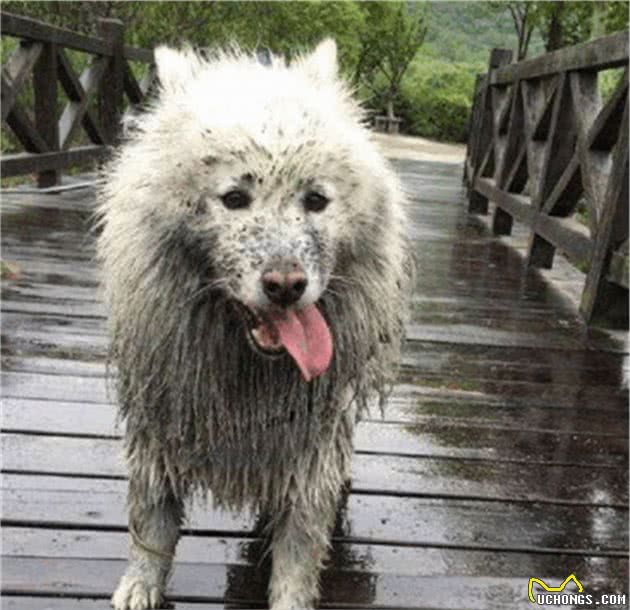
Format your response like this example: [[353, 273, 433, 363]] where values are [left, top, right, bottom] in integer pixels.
[[120, 300, 359, 510]]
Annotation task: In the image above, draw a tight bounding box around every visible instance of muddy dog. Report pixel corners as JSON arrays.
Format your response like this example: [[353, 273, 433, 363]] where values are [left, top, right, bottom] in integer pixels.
[[98, 40, 413, 610]]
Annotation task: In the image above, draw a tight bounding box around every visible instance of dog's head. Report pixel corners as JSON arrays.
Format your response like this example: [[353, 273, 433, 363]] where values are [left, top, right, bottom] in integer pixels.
[[106, 41, 403, 381]]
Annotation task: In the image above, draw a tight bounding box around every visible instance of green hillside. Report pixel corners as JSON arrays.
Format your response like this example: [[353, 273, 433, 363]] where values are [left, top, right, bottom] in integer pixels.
[[423, 1, 545, 64]]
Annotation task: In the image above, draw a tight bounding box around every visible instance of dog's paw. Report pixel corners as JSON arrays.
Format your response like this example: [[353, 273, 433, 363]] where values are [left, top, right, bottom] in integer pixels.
[[111, 574, 164, 610]]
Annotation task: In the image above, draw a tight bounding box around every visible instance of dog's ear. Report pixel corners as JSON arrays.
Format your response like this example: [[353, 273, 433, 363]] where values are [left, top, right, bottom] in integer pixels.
[[155, 46, 200, 92], [298, 39, 338, 83]]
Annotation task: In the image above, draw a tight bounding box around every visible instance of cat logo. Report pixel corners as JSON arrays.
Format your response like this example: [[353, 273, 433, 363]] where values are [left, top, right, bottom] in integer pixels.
[[528, 574, 584, 603]]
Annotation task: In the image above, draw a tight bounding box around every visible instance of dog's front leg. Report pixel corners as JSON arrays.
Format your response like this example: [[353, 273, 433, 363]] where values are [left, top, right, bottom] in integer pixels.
[[268, 481, 340, 610], [112, 473, 184, 610]]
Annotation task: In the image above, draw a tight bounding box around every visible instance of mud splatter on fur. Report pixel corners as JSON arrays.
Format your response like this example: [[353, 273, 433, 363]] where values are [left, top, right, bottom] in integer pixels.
[[98, 40, 413, 610]]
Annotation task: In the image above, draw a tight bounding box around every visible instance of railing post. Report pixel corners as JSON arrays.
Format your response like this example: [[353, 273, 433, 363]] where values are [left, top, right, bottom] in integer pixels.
[[467, 48, 513, 214], [33, 41, 59, 187], [525, 73, 573, 270], [98, 18, 124, 146], [463, 74, 482, 185], [580, 104, 629, 327]]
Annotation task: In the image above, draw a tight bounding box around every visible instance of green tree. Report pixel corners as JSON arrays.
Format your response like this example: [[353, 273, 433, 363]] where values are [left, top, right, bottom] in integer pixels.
[[530, 1, 594, 52], [355, 2, 428, 120], [488, 1, 536, 59]]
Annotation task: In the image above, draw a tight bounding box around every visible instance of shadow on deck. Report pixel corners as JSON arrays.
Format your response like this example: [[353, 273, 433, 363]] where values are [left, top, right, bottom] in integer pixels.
[[1, 158, 628, 610]]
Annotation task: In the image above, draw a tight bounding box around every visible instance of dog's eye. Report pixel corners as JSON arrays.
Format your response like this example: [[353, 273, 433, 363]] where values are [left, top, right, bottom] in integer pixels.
[[303, 191, 329, 213], [221, 189, 251, 210]]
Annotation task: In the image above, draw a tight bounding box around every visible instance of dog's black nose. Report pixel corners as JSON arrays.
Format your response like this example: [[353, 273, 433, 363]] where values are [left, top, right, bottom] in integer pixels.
[[262, 269, 308, 306]]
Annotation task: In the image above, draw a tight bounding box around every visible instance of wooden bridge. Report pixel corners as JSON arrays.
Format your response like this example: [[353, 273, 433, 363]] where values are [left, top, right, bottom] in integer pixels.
[[1, 13, 628, 610]]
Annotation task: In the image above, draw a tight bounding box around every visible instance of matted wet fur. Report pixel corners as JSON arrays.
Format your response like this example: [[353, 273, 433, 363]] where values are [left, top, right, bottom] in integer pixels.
[[98, 40, 413, 610]]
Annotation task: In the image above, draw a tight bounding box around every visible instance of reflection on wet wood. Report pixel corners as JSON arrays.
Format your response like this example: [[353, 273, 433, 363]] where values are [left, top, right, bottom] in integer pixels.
[[1, 159, 628, 609]]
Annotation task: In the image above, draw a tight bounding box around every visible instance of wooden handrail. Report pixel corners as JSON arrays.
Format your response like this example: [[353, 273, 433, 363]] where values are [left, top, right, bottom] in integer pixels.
[[2, 12, 111, 56], [1, 11, 155, 186], [464, 33, 629, 327], [2, 11, 153, 63], [491, 31, 629, 85]]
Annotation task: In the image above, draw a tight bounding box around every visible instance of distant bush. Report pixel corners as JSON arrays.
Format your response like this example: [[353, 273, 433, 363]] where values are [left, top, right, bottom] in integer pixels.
[[359, 53, 482, 143], [398, 55, 483, 143], [599, 67, 626, 102]]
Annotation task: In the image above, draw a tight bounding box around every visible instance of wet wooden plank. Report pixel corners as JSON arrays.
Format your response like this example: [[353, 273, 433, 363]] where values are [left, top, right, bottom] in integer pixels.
[[2, 358, 106, 377], [3, 528, 625, 610], [385, 394, 629, 433], [396, 376, 629, 411], [0, 557, 570, 610], [0, 257, 100, 284], [352, 455, 628, 506], [5, 526, 627, 576], [5, 388, 627, 440], [5, 337, 628, 386], [11, 312, 622, 359], [3, 475, 627, 555], [1, 299, 105, 317], [407, 320, 586, 350], [4, 361, 628, 414], [4, 258, 584, 306], [3, 338, 628, 391], [404, 340, 629, 381], [1, 598, 217, 610], [355, 422, 626, 464], [6, 391, 627, 440], [1, 373, 110, 403], [392, 380, 629, 412], [3, 403, 626, 469], [7, 300, 623, 357], [2, 551, 627, 610], [1, 283, 100, 305], [2, 419, 626, 506], [1, 313, 106, 341]]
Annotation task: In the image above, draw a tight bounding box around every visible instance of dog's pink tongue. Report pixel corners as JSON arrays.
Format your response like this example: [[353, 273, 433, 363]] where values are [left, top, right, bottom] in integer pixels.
[[269, 305, 333, 382]]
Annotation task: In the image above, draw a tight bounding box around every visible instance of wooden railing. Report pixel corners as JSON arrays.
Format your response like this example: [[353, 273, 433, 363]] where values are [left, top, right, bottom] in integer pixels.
[[1, 12, 155, 187], [464, 33, 629, 327]]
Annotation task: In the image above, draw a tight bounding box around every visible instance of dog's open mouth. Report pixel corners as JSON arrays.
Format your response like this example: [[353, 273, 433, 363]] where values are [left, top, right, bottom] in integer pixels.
[[238, 303, 333, 382], [241, 307, 284, 355]]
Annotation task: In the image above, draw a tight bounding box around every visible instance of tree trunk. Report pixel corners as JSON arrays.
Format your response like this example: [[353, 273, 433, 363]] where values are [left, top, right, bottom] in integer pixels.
[[386, 99, 395, 120], [520, 25, 533, 60], [512, 4, 530, 60], [546, 4, 565, 51]]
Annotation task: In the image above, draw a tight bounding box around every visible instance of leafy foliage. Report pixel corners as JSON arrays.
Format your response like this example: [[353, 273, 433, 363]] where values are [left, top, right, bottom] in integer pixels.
[[602, 1, 630, 33], [530, 1, 594, 51]]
